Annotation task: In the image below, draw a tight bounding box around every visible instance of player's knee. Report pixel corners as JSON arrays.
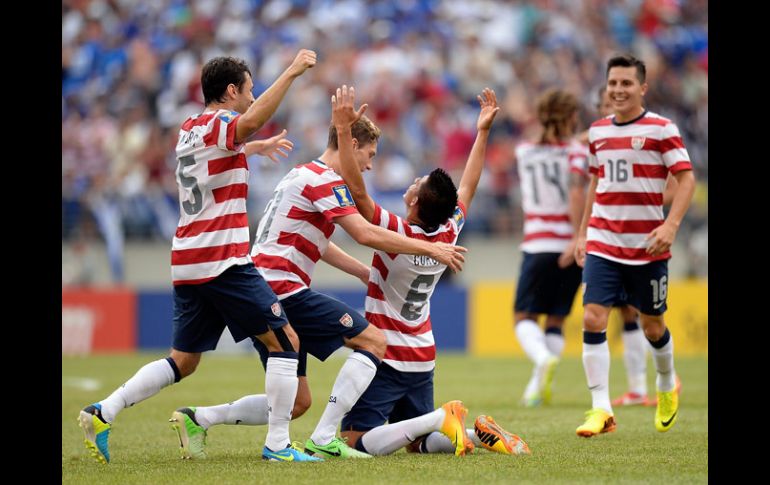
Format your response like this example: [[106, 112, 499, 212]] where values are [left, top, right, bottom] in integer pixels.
[[169, 351, 200, 378], [640, 315, 666, 341], [583, 306, 608, 332]]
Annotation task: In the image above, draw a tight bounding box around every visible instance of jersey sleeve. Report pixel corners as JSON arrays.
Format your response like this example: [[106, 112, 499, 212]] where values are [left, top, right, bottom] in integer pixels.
[[371, 203, 405, 234], [204, 110, 244, 152], [304, 179, 360, 223], [587, 129, 601, 176], [451, 201, 467, 233], [660, 122, 693, 174], [568, 143, 589, 177]]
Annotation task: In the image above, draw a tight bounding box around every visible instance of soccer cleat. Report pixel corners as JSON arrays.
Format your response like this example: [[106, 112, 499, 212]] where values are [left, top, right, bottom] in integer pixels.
[[262, 442, 324, 462], [439, 400, 472, 456], [78, 403, 111, 464], [540, 356, 559, 405], [169, 407, 207, 459], [576, 408, 617, 438], [655, 381, 680, 432], [645, 375, 682, 407], [474, 415, 530, 455], [611, 392, 651, 406], [304, 436, 372, 459]]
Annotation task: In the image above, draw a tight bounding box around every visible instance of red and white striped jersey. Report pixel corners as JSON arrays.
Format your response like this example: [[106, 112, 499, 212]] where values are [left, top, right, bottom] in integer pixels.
[[365, 202, 467, 372], [586, 111, 692, 265], [251, 160, 359, 299], [172, 109, 251, 286], [515, 140, 588, 253]]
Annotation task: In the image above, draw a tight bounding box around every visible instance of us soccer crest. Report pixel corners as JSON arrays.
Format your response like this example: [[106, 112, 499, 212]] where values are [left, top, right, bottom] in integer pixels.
[[332, 184, 355, 207], [339, 313, 353, 327], [271, 302, 282, 317], [631, 136, 646, 150]]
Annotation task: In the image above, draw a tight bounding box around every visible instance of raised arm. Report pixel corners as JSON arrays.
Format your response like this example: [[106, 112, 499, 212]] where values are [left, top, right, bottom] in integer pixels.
[[335, 213, 467, 273], [457, 88, 500, 212], [321, 241, 371, 286], [235, 49, 316, 143], [332, 85, 377, 222]]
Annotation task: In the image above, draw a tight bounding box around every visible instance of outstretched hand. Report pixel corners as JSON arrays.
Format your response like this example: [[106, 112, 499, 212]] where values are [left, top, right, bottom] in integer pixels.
[[331, 85, 368, 129], [250, 129, 294, 163], [477, 88, 500, 131]]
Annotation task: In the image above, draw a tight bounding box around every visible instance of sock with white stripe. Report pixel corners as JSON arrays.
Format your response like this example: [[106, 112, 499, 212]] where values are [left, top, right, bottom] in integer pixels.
[[647, 328, 676, 392], [99, 358, 178, 423], [360, 409, 445, 456], [582, 331, 612, 414], [264, 353, 299, 451], [310, 350, 379, 446], [419, 429, 480, 453], [622, 320, 649, 396], [545, 327, 565, 357], [194, 394, 268, 429]]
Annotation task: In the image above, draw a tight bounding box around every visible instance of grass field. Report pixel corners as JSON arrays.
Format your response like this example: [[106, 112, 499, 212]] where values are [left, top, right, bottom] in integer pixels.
[[62, 353, 707, 484]]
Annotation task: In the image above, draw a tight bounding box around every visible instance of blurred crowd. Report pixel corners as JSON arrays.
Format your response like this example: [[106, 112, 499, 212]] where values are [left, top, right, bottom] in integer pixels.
[[62, 0, 708, 284]]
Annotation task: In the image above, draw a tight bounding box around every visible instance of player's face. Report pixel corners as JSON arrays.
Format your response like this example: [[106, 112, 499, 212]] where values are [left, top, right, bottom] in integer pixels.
[[353, 141, 377, 172], [597, 90, 613, 117], [234, 72, 255, 114], [403, 175, 427, 208], [606, 66, 647, 119]]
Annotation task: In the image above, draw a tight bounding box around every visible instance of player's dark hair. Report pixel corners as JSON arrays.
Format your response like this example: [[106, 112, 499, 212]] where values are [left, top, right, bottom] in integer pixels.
[[606, 54, 646, 83], [201, 57, 251, 106], [327, 115, 381, 150], [417, 168, 458, 230], [537, 89, 579, 143]]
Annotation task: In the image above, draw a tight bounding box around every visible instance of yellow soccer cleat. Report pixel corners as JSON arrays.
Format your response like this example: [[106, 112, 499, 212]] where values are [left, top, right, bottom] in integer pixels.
[[474, 415, 530, 455], [439, 400, 472, 456], [655, 382, 680, 432], [576, 408, 616, 438]]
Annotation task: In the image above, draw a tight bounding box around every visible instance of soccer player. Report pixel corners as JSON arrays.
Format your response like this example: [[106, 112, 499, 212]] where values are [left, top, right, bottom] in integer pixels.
[[333, 85, 528, 457], [574, 55, 695, 437], [78, 51, 324, 464], [511, 89, 588, 407]]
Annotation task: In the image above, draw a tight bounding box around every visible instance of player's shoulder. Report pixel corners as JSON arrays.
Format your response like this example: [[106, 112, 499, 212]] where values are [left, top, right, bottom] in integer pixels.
[[589, 115, 615, 129], [295, 160, 338, 181], [515, 140, 537, 156], [642, 111, 673, 126]]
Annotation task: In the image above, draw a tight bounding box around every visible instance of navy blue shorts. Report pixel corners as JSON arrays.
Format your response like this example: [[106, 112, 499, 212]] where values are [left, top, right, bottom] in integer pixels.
[[583, 254, 669, 315], [514, 252, 583, 316], [172, 264, 288, 353], [252, 288, 368, 372], [342, 363, 434, 432]]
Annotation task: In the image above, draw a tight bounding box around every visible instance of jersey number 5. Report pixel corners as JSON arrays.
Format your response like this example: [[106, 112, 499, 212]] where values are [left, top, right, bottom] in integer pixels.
[[177, 155, 203, 215]]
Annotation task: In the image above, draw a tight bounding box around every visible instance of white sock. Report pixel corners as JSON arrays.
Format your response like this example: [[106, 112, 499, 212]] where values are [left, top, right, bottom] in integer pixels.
[[99, 358, 176, 422], [264, 356, 299, 451], [545, 331, 565, 357], [195, 394, 268, 429], [361, 409, 445, 456], [310, 351, 378, 446], [582, 336, 612, 414], [420, 429, 479, 453], [622, 324, 648, 396], [649, 330, 676, 392], [515, 319, 552, 365]]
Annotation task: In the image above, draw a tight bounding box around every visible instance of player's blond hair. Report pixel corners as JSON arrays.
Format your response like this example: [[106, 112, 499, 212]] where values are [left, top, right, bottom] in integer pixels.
[[327, 115, 381, 150], [537, 89, 579, 143]]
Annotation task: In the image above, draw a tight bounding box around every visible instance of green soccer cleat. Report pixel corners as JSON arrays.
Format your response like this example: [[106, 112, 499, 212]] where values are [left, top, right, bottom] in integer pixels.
[[304, 436, 372, 459], [540, 356, 559, 405], [576, 408, 616, 438], [655, 382, 680, 432], [78, 403, 111, 464], [169, 407, 208, 459]]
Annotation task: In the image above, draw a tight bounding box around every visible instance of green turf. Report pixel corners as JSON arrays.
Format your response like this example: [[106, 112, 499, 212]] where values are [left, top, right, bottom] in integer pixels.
[[63, 353, 707, 484]]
